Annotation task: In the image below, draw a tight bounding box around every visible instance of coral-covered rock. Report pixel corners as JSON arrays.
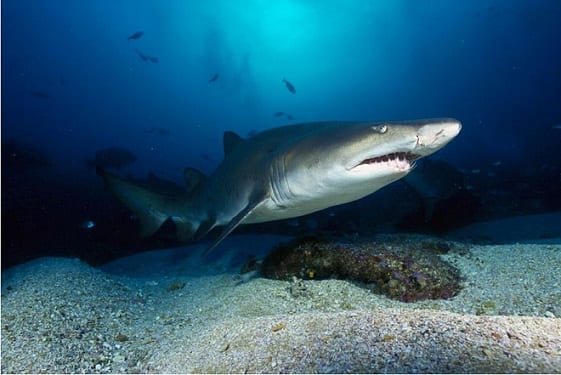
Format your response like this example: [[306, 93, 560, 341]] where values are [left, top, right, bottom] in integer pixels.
[[261, 235, 462, 302]]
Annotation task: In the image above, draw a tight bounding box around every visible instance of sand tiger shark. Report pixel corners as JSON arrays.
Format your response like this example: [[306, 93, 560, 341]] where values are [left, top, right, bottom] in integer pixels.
[[97, 118, 461, 253]]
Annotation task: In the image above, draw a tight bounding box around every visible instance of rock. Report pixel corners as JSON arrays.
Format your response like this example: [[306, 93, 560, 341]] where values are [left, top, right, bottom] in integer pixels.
[[261, 235, 462, 302]]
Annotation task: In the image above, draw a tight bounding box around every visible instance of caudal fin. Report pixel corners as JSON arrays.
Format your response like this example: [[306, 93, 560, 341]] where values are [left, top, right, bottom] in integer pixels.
[[97, 167, 194, 239]]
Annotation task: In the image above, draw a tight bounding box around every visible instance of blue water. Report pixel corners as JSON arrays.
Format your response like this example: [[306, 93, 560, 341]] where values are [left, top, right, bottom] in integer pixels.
[[2, 0, 561, 267]]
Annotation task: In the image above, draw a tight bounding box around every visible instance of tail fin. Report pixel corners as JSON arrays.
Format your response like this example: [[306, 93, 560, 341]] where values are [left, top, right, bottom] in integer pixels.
[[97, 167, 196, 239]]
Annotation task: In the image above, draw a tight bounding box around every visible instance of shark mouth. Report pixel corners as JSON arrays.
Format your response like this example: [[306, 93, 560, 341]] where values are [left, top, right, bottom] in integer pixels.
[[361, 152, 418, 165], [355, 152, 419, 171]]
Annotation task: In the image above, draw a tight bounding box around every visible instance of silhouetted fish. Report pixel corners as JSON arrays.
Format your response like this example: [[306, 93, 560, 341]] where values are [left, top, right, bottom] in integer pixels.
[[134, 48, 160, 64], [85, 147, 137, 169], [282, 78, 296, 94], [286, 115, 294, 120], [209, 73, 219, 82], [30, 91, 51, 99], [274, 112, 284, 117], [127, 31, 144, 41], [134, 49, 158, 63], [134, 48, 148, 61]]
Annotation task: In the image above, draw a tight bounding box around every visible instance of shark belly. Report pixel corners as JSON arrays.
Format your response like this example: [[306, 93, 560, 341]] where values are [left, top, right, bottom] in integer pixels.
[[243, 171, 410, 224]]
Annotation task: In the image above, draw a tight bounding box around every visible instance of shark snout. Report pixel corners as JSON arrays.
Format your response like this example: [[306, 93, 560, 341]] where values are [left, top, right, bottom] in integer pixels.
[[415, 119, 462, 152]]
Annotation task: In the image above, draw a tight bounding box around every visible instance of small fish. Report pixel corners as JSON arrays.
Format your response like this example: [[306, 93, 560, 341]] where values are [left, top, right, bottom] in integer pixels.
[[134, 49, 158, 63], [286, 115, 294, 121], [209, 73, 219, 82], [492, 160, 502, 167], [81, 220, 96, 229], [282, 78, 296, 94], [552, 124, 561, 129], [127, 31, 144, 41], [274, 112, 284, 117], [471, 169, 480, 174], [134, 48, 148, 61]]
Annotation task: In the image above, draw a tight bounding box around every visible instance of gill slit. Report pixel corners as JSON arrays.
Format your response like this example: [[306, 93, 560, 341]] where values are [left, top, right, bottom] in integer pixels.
[[270, 158, 292, 207]]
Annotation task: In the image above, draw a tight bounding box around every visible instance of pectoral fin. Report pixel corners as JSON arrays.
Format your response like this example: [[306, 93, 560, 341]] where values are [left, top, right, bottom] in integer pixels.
[[194, 219, 217, 240], [203, 193, 268, 256]]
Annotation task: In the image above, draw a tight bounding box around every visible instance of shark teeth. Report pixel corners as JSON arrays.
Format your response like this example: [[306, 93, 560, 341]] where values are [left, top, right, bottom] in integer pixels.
[[359, 152, 418, 166], [351, 152, 419, 173]]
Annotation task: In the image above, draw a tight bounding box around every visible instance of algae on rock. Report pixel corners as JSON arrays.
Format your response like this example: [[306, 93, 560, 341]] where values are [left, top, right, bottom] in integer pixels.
[[260, 236, 462, 302]]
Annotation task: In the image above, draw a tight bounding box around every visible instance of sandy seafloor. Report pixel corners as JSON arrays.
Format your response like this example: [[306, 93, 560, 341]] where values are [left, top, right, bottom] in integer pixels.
[[2, 212, 561, 373]]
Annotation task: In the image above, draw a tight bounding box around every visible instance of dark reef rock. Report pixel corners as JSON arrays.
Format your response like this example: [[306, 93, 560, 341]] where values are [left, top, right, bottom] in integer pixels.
[[261, 235, 463, 302]]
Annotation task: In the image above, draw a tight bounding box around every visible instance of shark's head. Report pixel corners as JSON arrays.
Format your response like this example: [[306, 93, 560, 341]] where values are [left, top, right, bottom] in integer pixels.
[[272, 118, 461, 212]]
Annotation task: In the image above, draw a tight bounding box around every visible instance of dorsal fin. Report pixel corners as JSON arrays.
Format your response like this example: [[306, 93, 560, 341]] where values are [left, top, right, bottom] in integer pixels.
[[183, 167, 206, 194], [223, 131, 244, 155]]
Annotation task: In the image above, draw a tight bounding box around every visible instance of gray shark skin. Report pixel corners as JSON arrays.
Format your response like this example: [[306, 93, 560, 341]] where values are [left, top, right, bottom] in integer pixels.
[[97, 118, 461, 253]]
